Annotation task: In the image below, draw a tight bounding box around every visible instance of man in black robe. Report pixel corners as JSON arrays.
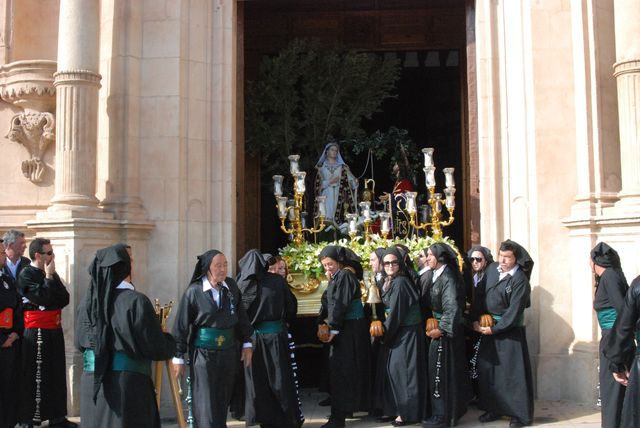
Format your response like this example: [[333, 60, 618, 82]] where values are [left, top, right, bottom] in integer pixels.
[[16, 238, 76, 428], [604, 274, 640, 428], [1, 229, 30, 281], [318, 245, 370, 428], [0, 238, 23, 428], [75, 243, 176, 427], [590, 242, 629, 428], [172, 249, 254, 428], [472, 239, 534, 428], [238, 249, 302, 428], [423, 243, 471, 428]]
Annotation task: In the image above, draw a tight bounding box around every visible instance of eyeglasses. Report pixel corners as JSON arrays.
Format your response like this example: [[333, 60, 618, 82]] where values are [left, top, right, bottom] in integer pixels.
[[470, 257, 484, 263], [39, 251, 53, 256], [383, 261, 399, 267]]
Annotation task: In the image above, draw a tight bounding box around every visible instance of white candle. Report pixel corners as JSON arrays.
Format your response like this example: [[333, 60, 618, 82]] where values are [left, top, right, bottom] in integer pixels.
[[317, 196, 327, 217], [272, 175, 284, 197], [424, 166, 436, 188], [288, 154, 300, 174], [347, 214, 357, 233], [380, 212, 390, 232], [405, 192, 417, 214], [434, 193, 443, 213], [443, 167, 455, 188], [359, 201, 371, 220], [294, 172, 306, 194], [444, 187, 456, 209], [276, 196, 288, 219], [288, 200, 296, 221], [422, 147, 434, 167]]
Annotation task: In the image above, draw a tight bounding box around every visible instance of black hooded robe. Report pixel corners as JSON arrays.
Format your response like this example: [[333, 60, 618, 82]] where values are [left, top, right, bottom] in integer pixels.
[[604, 275, 640, 428], [473, 262, 534, 425], [16, 266, 70, 425], [0, 271, 22, 428], [381, 274, 425, 422], [243, 271, 300, 428], [426, 265, 471, 426], [325, 268, 371, 416], [172, 272, 253, 428], [593, 268, 628, 428]]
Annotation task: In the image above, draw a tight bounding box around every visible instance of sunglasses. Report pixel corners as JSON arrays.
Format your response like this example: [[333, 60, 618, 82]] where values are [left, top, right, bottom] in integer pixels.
[[469, 257, 484, 263], [39, 251, 53, 256], [383, 260, 399, 267]]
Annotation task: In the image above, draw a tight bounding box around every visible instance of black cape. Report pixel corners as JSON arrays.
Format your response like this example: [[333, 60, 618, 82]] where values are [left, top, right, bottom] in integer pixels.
[[0, 271, 22, 428], [380, 274, 426, 422], [16, 265, 70, 425], [76, 289, 176, 428], [324, 267, 370, 414], [472, 262, 534, 425], [604, 275, 640, 428], [172, 257, 253, 428], [425, 265, 471, 425]]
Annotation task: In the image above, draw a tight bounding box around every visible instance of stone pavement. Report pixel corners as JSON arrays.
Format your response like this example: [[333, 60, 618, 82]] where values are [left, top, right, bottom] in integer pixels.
[[156, 389, 601, 428]]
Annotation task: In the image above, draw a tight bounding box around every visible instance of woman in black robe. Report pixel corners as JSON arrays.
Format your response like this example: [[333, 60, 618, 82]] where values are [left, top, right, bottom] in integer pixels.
[[75, 243, 176, 428], [423, 243, 471, 427], [0, 238, 22, 428], [317, 245, 370, 428], [472, 239, 534, 428], [369, 247, 390, 420], [238, 249, 302, 428], [590, 242, 629, 428], [172, 249, 254, 428], [604, 275, 640, 428], [379, 246, 425, 426]]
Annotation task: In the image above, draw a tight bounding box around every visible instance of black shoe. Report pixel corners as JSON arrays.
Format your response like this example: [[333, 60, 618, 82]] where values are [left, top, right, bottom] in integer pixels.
[[48, 419, 78, 428], [321, 417, 345, 428], [423, 415, 445, 428], [319, 396, 332, 406], [376, 416, 394, 423], [19, 424, 33, 428], [478, 412, 501, 423], [509, 418, 526, 428], [392, 420, 416, 427]]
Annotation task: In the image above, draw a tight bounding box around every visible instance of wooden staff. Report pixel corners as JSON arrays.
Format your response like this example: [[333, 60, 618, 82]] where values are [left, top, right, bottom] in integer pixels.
[[154, 300, 186, 428]]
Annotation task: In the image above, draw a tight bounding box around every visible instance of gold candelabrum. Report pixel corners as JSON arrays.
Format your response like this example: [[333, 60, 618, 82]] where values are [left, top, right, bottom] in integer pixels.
[[272, 154, 326, 246], [153, 299, 187, 428], [406, 148, 456, 239]]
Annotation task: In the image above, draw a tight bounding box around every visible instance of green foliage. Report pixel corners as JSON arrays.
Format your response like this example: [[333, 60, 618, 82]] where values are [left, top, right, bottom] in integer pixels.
[[279, 235, 463, 279], [245, 39, 401, 178]]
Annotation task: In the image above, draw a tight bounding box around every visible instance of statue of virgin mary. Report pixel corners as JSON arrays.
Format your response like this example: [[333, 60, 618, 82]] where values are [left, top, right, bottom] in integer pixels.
[[314, 141, 358, 224]]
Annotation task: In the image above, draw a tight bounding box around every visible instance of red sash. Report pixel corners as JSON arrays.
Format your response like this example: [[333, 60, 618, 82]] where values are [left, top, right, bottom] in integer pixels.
[[0, 308, 13, 329], [24, 309, 62, 329]]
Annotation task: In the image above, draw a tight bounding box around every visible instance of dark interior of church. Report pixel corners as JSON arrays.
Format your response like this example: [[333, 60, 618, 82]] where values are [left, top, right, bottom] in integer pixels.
[[243, 0, 470, 387]]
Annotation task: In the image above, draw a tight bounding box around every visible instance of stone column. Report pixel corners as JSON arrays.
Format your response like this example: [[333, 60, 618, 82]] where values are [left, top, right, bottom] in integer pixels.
[[50, 0, 101, 211], [613, 0, 640, 208]]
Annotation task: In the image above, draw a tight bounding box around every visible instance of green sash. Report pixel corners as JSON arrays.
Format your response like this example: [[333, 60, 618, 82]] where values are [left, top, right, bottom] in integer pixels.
[[596, 308, 617, 330], [385, 304, 421, 326], [492, 312, 525, 327], [344, 299, 365, 320], [254, 320, 284, 334], [194, 327, 235, 350], [83, 349, 151, 377]]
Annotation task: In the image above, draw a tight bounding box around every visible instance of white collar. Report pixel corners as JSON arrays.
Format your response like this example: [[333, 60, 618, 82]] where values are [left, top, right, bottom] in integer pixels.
[[432, 264, 446, 282], [116, 280, 134, 290], [202, 277, 228, 292], [418, 266, 431, 276], [498, 264, 519, 276]]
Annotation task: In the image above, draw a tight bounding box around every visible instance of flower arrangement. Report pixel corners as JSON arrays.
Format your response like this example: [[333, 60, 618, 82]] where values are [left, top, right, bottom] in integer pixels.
[[279, 235, 463, 279]]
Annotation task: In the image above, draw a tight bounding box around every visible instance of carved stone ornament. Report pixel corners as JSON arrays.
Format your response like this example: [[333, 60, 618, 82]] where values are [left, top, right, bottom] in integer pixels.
[[0, 60, 56, 183], [6, 112, 55, 183]]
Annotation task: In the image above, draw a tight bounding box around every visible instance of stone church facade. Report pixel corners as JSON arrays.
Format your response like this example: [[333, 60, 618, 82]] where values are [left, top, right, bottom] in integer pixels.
[[0, 0, 638, 416]]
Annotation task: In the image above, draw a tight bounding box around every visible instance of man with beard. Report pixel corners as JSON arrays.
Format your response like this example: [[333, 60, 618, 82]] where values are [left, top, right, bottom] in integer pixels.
[[472, 240, 534, 428], [17, 238, 76, 428]]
